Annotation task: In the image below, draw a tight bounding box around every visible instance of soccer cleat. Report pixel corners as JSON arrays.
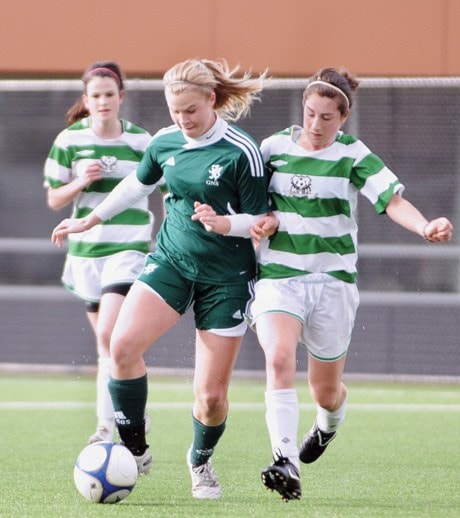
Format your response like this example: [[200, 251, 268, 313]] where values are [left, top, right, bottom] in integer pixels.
[[186, 448, 221, 499], [133, 447, 153, 476], [299, 421, 336, 464], [88, 425, 113, 444], [261, 454, 301, 502]]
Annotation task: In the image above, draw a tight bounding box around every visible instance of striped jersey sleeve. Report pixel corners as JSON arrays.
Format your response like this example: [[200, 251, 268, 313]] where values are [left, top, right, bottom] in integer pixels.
[[258, 127, 404, 283]]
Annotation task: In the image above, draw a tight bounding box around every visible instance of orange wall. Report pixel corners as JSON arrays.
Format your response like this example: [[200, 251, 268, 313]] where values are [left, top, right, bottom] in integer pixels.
[[1, 0, 459, 77]]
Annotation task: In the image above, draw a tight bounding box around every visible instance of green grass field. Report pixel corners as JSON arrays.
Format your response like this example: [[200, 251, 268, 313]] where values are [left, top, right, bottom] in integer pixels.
[[0, 373, 459, 517]]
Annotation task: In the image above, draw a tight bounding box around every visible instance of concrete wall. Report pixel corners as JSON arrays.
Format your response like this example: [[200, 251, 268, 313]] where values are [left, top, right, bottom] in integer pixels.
[[1, 0, 459, 78], [1, 287, 458, 377]]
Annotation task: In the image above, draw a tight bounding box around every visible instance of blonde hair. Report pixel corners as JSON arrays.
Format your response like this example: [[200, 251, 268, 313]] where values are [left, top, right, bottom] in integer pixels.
[[163, 58, 268, 121]]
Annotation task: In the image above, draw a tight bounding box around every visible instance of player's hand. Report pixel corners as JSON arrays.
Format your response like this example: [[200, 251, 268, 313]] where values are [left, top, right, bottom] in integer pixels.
[[51, 217, 91, 247], [424, 217, 453, 242], [250, 213, 279, 243], [79, 162, 103, 188], [191, 201, 230, 235]]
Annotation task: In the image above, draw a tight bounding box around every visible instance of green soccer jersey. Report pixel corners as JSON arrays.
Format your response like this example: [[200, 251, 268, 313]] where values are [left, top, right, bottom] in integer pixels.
[[44, 117, 152, 258], [136, 117, 269, 285], [258, 126, 404, 283]]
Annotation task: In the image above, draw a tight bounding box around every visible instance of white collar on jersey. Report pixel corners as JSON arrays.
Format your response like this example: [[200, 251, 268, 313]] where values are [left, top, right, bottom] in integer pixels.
[[182, 115, 228, 148]]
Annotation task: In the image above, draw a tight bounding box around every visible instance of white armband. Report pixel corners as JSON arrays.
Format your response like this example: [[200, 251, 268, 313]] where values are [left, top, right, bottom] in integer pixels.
[[94, 172, 157, 221], [225, 213, 265, 238]]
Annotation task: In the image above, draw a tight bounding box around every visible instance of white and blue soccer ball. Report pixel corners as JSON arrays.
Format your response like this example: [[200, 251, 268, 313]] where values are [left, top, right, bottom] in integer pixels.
[[73, 441, 138, 504]]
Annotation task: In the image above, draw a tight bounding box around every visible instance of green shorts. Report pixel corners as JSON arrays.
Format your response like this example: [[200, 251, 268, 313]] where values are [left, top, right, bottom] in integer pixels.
[[137, 254, 253, 336]]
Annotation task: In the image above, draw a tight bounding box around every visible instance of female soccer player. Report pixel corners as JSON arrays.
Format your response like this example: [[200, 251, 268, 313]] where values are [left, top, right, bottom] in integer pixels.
[[52, 58, 269, 499], [44, 61, 153, 445], [250, 67, 453, 501]]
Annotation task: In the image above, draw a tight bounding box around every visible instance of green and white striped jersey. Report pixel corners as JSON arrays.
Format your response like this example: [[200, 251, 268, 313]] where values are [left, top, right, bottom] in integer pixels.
[[258, 126, 404, 283], [136, 116, 269, 285], [44, 117, 152, 258]]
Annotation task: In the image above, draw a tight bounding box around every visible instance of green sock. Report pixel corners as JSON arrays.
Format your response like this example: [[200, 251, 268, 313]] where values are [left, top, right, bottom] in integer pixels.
[[108, 375, 148, 455], [190, 414, 226, 466]]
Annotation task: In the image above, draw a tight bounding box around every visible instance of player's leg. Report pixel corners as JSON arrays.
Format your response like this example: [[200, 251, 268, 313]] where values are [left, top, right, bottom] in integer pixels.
[[82, 302, 116, 444], [298, 279, 358, 464], [299, 355, 347, 463], [89, 251, 148, 444], [108, 281, 180, 474], [256, 312, 302, 501], [62, 256, 114, 443], [87, 292, 125, 444], [187, 329, 242, 499]]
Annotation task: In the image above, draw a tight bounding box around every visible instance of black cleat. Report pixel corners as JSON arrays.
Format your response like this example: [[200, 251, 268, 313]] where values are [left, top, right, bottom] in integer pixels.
[[261, 454, 301, 502], [299, 421, 336, 464]]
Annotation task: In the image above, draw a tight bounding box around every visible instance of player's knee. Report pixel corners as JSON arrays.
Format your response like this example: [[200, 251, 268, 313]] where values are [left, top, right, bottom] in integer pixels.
[[110, 338, 136, 370], [310, 385, 341, 410], [196, 391, 226, 417], [264, 344, 295, 376]]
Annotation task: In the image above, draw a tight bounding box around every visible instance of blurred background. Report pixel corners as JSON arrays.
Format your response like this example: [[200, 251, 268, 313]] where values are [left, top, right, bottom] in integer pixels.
[[0, 0, 459, 378]]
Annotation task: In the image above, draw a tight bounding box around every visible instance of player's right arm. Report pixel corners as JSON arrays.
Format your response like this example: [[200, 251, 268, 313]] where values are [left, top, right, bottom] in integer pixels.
[[51, 171, 159, 247], [51, 212, 102, 247], [51, 140, 164, 246], [47, 162, 103, 211]]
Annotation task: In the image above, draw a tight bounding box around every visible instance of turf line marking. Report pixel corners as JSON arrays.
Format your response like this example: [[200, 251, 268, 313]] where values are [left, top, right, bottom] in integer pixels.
[[0, 402, 459, 411]]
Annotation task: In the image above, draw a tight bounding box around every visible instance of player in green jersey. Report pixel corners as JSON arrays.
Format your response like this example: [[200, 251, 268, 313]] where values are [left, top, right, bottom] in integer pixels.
[[52, 58, 269, 498], [249, 67, 453, 501], [44, 61, 153, 446]]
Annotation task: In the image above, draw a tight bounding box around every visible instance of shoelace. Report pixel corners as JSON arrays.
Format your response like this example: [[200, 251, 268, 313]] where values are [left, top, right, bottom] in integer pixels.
[[273, 448, 290, 466], [193, 462, 218, 485]]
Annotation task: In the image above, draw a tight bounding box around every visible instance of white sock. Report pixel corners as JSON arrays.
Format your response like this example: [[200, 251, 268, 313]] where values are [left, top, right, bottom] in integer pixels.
[[265, 389, 300, 469], [96, 357, 115, 433], [316, 397, 347, 434]]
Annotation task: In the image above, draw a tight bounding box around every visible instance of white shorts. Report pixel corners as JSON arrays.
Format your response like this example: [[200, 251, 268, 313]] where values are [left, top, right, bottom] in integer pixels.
[[250, 274, 360, 361], [62, 251, 146, 303]]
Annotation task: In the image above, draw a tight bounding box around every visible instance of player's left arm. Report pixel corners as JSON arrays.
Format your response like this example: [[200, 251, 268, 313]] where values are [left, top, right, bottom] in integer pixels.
[[385, 193, 453, 242], [192, 149, 269, 237], [192, 202, 265, 236]]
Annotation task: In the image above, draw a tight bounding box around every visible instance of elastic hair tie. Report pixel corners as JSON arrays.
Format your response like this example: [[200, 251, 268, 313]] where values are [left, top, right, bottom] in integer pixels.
[[308, 80, 350, 108], [89, 67, 121, 85], [165, 80, 212, 91]]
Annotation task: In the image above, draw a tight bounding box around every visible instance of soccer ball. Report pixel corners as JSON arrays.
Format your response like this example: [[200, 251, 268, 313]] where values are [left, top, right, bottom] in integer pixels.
[[73, 441, 138, 504]]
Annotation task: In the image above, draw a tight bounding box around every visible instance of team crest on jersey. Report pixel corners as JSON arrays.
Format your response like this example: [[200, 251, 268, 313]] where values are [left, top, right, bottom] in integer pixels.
[[290, 174, 312, 197], [100, 155, 118, 174], [206, 164, 223, 186], [142, 263, 159, 275]]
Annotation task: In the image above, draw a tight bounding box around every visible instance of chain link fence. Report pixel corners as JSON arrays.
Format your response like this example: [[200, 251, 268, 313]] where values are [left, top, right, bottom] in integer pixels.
[[0, 78, 458, 376]]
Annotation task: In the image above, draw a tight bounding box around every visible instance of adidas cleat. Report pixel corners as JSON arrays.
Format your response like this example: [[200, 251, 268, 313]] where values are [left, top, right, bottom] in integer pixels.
[[187, 448, 221, 499], [133, 447, 152, 476]]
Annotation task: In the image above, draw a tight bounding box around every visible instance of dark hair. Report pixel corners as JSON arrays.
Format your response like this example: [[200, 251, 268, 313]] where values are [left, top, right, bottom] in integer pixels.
[[65, 61, 125, 126], [303, 67, 360, 115]]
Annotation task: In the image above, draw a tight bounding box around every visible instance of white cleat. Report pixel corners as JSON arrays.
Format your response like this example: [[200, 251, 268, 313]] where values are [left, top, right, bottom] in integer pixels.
[[187, 448, 221, 499], [134, 447, 153, 476]]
